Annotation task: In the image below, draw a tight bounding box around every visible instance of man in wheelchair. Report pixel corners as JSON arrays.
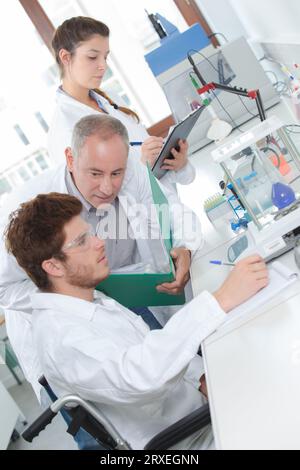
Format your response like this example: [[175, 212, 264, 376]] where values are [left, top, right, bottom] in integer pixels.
[[5, 192, 268, 450]]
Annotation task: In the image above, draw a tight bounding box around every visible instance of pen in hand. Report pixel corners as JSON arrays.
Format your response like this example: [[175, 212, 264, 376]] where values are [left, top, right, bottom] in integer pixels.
[[209, 260, 235, 266]]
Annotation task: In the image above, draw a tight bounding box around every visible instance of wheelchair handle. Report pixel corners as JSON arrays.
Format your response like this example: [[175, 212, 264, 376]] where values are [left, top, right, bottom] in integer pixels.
[[22, 406, 57, 442]]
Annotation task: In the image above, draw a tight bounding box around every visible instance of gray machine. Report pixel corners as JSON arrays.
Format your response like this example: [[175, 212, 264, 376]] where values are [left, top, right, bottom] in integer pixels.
[[159, 37, 280, 153]]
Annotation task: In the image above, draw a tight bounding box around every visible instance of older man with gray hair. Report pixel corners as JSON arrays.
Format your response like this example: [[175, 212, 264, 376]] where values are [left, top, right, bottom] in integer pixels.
[[0, 114, 203, 402]]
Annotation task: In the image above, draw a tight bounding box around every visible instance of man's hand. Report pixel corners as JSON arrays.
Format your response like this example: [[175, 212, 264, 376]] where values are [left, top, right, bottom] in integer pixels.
[[199, 374, 208, 399], [157, 247, 191, 295], [161, 139, 189, 172], [141, 136, 164, 166], [213, 255, 269, 313]]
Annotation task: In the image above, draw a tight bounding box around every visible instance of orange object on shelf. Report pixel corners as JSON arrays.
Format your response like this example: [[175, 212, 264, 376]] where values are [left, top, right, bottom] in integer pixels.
[[269, 154, 291, 176]]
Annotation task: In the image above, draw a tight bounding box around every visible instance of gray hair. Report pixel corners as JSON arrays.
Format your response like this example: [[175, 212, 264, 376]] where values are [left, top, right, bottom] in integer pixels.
[[71, 114, 129, 158]]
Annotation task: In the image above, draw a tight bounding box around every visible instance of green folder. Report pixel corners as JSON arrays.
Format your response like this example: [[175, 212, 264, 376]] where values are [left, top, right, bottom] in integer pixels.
[[95, 165, 186, 307]]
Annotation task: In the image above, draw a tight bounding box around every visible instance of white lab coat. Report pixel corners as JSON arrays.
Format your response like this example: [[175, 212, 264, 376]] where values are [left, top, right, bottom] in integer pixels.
[[32, 289, 226, 449], [47, 89, 196, 192], [0, 155, 203, 398]]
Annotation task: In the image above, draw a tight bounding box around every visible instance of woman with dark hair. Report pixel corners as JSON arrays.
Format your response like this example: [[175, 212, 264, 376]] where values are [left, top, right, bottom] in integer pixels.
[[48, 16, 195, 189]]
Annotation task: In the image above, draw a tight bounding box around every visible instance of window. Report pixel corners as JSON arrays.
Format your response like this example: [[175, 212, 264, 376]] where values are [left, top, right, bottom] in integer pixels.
[[0, 1, 55, 205], [17, 167, 31, 182], [27, 161, 39, 176], [0, 178, 11, 196], [14, 124, 30, 146], [42, 63, 60, 87], [35, 111, 49, 132], [7, 171, 23, 187], [104, 67, 113, 81], [0, 149, 51, 204], [36, 154, 49, 170]]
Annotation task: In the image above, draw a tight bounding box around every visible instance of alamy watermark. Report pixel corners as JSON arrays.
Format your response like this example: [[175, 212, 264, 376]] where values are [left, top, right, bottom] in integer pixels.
[[95, 197, 200, 247]]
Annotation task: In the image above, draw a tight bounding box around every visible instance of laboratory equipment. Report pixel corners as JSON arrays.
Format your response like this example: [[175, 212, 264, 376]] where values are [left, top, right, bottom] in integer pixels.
[[149, 36, 279, 152], [227, 235, 249, 263], [156, 13, 179, 41], [187, 51, 266, 121], [220, 180, 248, 217], [230, 217, 249, 233], [260, 41, 300, 79], [145, 10, 167, 40], [145, 23, 212, 79], [271, 181, 296, 209], [212, 115, 300, 261], [203, 192, 234, 224]]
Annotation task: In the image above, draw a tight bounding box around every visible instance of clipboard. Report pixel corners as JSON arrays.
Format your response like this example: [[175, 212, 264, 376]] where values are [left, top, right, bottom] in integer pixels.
[[95, 165, 186, 307], [151, 105, 205, 179]]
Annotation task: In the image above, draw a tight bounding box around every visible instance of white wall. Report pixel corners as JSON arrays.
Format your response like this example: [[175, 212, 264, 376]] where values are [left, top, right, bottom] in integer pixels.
[[195, 0, 300, 81], [196, 0, 300, 43], [229, 0, 300, 42], [195, 0, 248, 42]]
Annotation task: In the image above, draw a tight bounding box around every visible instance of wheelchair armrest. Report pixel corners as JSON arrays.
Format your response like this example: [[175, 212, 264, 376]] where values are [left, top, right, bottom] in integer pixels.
[[22, 406, 57, 442], [38, 375, 49, 388], [144, 403, 211, 450], [22, 394, 76, 443], [22, 394, 132, 450]]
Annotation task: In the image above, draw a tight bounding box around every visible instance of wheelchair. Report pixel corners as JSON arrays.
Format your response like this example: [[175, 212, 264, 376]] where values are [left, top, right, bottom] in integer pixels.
[[22, 376, 211, 450]]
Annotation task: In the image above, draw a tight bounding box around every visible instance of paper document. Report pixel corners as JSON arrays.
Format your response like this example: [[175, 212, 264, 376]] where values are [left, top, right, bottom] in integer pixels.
[[225, 261, 298, 325], [111, 262, 170, 275]]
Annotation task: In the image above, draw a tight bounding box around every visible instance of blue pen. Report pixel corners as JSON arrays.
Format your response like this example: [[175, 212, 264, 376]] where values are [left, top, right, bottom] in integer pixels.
[[209, 260, 235, 266], [130, 142, 143, 146]]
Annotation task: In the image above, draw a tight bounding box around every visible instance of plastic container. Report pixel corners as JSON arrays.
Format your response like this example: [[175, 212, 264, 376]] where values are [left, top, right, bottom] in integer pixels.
[[204, 193, 234, 224], [242, 172, 273, 215]]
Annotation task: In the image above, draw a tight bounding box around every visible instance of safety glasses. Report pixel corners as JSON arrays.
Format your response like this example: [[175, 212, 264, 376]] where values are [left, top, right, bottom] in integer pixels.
[[62, 224, 96, 252]]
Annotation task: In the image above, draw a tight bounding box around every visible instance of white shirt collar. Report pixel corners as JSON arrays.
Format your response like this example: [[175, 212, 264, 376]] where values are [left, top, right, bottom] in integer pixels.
[[56, 86, 109, 113], [31, 292, 100, 322], [31, 291, 145, 328]]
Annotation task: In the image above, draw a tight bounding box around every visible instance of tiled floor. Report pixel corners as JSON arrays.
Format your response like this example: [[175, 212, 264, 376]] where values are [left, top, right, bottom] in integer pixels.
[[7, 380, 77, 450]]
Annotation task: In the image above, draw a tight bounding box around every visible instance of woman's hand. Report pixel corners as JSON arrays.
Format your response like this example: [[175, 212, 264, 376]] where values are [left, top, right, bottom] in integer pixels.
[[161, 139, 188, 172], [141, 136, 164, 166], [141, 137, 189, 172]]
